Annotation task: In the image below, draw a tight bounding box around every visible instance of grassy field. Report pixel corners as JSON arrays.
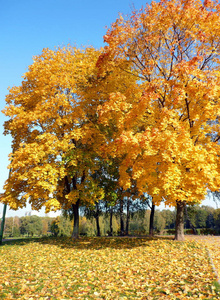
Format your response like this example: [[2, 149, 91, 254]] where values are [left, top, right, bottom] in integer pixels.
[[0, 236, 220, 299]]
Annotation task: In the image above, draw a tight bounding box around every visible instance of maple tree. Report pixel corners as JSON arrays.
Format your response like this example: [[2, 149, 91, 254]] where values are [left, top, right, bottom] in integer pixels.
[[97, 0, 220, 240], [2, 46, 107, 238], [1, 44, 136, 237]]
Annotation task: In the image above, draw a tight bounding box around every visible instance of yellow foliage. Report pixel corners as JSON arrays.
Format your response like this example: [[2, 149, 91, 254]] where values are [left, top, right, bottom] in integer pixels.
[[97, 0, 220, 207], [2, 42, 136, 214], [2, 46, 108, 211]]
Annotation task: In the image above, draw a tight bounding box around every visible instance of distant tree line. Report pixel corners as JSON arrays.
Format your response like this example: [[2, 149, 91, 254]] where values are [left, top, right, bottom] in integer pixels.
[[1, 204, 220, 238], [184, 205, 220, 235]]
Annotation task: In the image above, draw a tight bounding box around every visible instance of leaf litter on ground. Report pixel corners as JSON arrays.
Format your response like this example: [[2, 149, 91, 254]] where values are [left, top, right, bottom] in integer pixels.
[[0, 236, 219, 299]]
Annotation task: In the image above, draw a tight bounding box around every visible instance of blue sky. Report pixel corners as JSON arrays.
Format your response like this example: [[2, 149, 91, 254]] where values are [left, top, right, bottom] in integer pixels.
[[0, 0, 218, 217]]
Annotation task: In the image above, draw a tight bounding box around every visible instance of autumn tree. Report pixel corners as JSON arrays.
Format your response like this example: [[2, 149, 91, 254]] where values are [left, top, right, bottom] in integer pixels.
[[2, 46, 107, 238], [2, 42, 138, 238], [42, 218, 49, 235], [50, 217, 60, 237], [97, 0, 220, 240]]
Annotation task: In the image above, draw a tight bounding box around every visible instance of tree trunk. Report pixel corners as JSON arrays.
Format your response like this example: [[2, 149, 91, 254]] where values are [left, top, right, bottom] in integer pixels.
[[119, 198, 124, 236], [71, 173, 85, 239], [71, 200, 80, 238], [109, 207, 113, 236], [95, 215, 101, 236], [125, 198, 130, 236], [149, 204, 155, 236], [175, 201, 185, 241], [95, 202, 101, 236]]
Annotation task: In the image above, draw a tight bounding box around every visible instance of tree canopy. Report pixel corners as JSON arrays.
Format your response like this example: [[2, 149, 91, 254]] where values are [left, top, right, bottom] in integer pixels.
[[2, 47, 105, 212], [98, 0, 220, 206]]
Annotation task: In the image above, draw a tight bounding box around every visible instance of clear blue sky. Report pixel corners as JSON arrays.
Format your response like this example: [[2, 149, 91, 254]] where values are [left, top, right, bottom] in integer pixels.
[[0, 0, 218, 217]]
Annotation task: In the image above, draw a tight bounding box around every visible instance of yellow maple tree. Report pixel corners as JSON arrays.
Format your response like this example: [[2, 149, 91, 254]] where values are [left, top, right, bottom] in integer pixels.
[[2, 44, 137, 237], [2, 46, 108, 237], [97, 0, 220, 240]]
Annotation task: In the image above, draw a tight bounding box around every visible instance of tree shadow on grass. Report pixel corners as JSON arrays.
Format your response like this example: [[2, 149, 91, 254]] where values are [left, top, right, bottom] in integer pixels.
[[2, 235, 175, 250]]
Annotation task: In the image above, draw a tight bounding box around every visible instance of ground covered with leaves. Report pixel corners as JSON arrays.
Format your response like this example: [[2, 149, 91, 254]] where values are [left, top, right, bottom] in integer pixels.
[[0, 236, 219, 299], [186, 235, 220, 286]]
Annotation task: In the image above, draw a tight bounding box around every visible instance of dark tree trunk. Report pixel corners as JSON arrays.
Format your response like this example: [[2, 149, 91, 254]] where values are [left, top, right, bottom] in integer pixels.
[[119, 198, 124, 236], [175, 201, 185, 241], [149, 204, 155, 236], [125, 198, 130, 236], [95, 202, 101, 236], [71, 199, 80, 238], [184, 205, 198, 235], [109, 207, 113, 236], [95, 215, 101, 236], [71, 173, 85, 239]]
